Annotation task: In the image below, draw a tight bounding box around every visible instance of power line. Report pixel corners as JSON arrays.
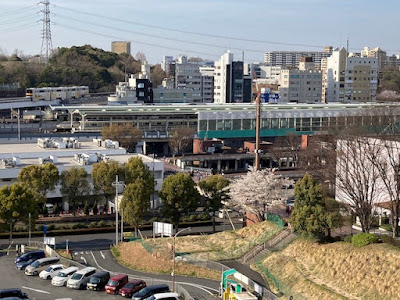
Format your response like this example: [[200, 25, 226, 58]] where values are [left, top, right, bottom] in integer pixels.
[[55, 22, 219, 59], [55, 13, 266, 54], [57, 5, 328, 49], [0, 4, 37, 17]]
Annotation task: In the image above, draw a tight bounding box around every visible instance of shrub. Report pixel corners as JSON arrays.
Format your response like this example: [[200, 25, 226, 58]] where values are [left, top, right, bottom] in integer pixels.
[[83, 202, 89, 215], [72, 223, 88, 229], [351, 233, 379, 247], [36, 225, 44, 231], [344, 235, 352, 243], [89, 222, 98, 228], [189, 214, 197, 222], [98, 220, 107, 228], [92, 201, 98, 215], [48, 224, 56, 231], [198, 213, 210, 221], [380, 224, 392, 231]]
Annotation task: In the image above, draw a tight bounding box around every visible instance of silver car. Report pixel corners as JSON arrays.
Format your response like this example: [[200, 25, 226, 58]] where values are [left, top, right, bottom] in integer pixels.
[[66, 267, 96, 289], [51, 266, 79, 287]]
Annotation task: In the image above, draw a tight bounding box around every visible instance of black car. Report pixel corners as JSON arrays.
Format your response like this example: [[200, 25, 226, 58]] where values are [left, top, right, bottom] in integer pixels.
[[16, 258, 37, 271], [0, 288, 29, 299], [86, 271, 110, 291], [131, 284, 170, 300], [15, 250, 45, 264]]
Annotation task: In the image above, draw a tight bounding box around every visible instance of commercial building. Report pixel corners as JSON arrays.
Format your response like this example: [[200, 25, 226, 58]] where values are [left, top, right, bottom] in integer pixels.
[[214, 51, 252, 104], [111, 41, 131, 55], [244, 63, 282, 85], [175, 55, 202, 103], [199, 66, 215, 103], [161, 56, 174, 76], [0, 139, 164, 209], [279, 57, 323, 103], [264, 46, 333, 69]]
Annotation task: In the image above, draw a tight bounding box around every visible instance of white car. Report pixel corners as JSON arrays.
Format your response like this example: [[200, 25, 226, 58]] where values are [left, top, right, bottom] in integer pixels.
[[146, 292, 180, 300], [39, 264, 64, 280], [66, 267, 96, 289], [51, 266, 79, 287]]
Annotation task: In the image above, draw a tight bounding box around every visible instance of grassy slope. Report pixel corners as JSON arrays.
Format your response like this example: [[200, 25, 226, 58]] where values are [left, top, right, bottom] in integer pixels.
[[260, 239, 400, 300], [146, 221, 281, 261], [115, 221, 281, 280]]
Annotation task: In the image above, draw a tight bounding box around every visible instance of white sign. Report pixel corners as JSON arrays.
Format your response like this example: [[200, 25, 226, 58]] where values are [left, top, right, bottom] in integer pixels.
[[44, 237, 56, 246], [153, 222, 173, 237]]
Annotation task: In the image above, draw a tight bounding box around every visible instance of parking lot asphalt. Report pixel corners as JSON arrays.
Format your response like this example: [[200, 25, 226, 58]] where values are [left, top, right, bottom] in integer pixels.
[[0, 250, 219, 300]]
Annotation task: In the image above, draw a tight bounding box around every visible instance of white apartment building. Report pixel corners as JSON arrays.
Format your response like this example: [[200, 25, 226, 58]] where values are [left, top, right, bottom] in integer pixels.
[[199, 66, 215, 103], [244, 63, 282, 84], [279, 57, 322, 103], [0, 139, 164, 210], [325, 48, 378, 102], [264, 46, 333, 70], [214, 51, 233, 104], [161, 56, 174, 76], [175, 55, 202, 103], [361, 47, 387, 72]]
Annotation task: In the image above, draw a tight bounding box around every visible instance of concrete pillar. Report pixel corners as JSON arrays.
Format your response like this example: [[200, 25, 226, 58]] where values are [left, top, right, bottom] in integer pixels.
[[217, 160, 221, 172], [143, 141, 147, 155], [163, 143, 169, 155], [235, 159, 239, 171]]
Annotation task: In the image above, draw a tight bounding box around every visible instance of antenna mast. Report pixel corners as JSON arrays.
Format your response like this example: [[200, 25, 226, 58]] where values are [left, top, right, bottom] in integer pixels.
[[40, 0, 53, 62]]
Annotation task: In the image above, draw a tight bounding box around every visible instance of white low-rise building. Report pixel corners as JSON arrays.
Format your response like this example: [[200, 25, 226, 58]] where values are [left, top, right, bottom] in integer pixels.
[[0, 139, 164, 211]]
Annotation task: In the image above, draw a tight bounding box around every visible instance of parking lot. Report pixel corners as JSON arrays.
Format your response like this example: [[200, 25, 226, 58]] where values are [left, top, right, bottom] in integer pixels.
[[0, 251, 135, 300]]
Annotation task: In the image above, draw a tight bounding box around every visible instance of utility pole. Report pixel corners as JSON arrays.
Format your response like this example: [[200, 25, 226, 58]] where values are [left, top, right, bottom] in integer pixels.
[[254, 70, 261, 170], [39, 0, 53, 62]]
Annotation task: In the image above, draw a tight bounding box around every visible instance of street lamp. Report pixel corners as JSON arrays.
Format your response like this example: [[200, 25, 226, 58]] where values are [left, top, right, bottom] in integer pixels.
[[172, 227, 191, 292], [112, 175, 125, 246]]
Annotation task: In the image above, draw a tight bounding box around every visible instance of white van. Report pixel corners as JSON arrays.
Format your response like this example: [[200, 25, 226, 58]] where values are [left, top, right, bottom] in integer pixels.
[[25, 257, 60, 276], [146, 292, 180, 300], [66, 267, 96, 289], [39, 264, 64, 280], [51, 266, 79, 287]]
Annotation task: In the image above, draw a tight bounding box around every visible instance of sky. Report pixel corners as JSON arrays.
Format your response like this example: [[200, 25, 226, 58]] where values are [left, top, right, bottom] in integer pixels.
[[0, 0, 399, 64]]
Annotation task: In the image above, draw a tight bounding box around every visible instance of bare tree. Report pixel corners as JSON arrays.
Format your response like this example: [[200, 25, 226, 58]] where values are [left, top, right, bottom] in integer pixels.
[[168, 126, 196, 155], [269, 134, 301, 169], [335, 136, 383, 232], [135, 52, 147, 62]]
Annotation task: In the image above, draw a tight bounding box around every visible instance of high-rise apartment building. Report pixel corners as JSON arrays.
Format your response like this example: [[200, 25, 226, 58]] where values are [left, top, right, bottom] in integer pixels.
[[200, 66, 215, 103], [264, 46, 333, 70], [175, 55, 202, 103], [214, 51, 251, 103], [161, 56, 174, 76], [361, 47, 387, 72], [111, 41, 131, 55], [324, 48, 378, 102], [279, 57, 322, 103]]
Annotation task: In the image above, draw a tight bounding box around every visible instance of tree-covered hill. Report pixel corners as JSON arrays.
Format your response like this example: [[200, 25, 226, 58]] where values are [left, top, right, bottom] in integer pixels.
[[0, 45, 165, 92]]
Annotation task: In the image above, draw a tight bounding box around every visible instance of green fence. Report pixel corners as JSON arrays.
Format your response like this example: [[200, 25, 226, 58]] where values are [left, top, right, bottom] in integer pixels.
[[266, 213, 284, 228]]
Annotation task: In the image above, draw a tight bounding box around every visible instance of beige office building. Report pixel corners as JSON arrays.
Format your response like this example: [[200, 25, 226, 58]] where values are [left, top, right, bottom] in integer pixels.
[[111, 41, 131, 55]]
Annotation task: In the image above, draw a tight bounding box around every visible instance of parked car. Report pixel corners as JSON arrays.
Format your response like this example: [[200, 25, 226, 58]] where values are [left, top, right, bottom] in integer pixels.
[[119, 279, 146, 298], [0, 288, 29, 299], [86, 271, 110, 291], [131, 284, 170, 300], [39, 264, 64, 280], [51, 266, 79, 287], [105, 273, 128, 294], [146, 292, 180, 300], [16, 258, 37, 271], [66, 267, 96, 289], [25, 257, 60, 276], [15, 250, 45, 264]]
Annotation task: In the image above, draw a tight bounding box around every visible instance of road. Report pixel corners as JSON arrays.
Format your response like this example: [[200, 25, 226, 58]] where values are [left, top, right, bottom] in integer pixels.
[[10, 221, 243, 251]]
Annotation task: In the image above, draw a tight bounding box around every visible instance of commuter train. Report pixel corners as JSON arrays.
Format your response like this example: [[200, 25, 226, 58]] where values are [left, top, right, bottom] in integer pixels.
[[26, 86, 89, 101]]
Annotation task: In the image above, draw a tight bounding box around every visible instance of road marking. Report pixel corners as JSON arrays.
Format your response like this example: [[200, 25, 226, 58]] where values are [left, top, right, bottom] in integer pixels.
[[80, 256, 87, 264], [85, 251, 89, 254], [80, 251, 83, 254], [74, 252, 78, 255], [177, 282, 218, 295], [22, 286, 51, 294], [100, 251, 105, 259], [90, 251, 218, 296]]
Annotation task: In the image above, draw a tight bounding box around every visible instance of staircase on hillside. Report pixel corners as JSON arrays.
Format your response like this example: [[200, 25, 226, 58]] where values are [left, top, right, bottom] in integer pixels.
[[240, 228, 297, 265]]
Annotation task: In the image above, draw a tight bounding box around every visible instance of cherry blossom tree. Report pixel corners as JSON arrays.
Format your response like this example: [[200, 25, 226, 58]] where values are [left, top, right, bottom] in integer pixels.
[[227, 168, 292, 223]]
